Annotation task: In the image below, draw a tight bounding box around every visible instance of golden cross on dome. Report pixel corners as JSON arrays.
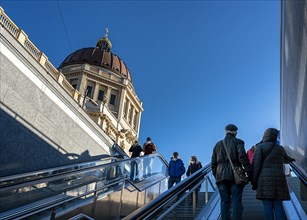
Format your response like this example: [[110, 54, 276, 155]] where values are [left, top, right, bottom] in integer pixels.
[[104, 27, 109, 38]]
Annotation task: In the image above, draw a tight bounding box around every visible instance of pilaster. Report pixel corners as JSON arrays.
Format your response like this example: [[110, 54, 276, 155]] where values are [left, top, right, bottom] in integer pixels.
[[92, 83, 100, 101]]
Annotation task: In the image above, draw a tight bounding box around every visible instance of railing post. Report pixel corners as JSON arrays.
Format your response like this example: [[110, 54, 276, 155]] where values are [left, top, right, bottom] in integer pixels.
[[136, 191, 139, 209], [39, 52, 48, 66], [144, 190, 147, 204], [57, 72, 64, 84], [208, 176, 216, 191], [17, 29, 27, 45], [50, 207, 56, 220], [205, 177, 209, 203], [91, 182, 98, 218], [118, 181, 125, 218], [193, 190, 196, 217], [73, 90, 81, 102]]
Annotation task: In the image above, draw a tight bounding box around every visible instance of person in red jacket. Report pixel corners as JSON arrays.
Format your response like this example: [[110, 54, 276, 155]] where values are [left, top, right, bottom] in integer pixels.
[[142, 137, 157, 177], [247, 145, 257, 164]]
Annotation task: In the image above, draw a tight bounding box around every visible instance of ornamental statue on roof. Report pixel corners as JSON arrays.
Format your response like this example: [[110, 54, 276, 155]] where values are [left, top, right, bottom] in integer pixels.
[[96, 27, 112, 51]]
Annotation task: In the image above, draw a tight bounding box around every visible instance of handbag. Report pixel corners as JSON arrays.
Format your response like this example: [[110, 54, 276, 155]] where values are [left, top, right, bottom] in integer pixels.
[[222, 140, 248, 187]]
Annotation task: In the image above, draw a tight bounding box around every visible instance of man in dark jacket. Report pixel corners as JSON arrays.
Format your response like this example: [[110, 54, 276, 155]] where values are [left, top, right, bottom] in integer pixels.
[[211, 124, 251, 220], [252, 128, 295, 220], [129, 140, 143, 181], [168, 152, 185, 189]]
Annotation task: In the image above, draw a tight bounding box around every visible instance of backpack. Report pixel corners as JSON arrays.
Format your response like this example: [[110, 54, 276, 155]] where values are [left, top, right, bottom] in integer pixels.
[[144, 143, 154, 155]]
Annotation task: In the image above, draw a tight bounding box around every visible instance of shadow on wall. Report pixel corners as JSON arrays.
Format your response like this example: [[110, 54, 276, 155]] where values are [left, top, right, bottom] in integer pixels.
[[0, 106, 110, 177]]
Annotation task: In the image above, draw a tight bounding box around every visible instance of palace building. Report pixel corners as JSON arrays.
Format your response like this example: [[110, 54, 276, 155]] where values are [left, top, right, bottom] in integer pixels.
[[58, 29, 143, 152], [0, 6, 143, 176]]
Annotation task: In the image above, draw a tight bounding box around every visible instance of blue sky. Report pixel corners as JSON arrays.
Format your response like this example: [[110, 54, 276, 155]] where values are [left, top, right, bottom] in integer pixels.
[[1, 1, 280, 167]]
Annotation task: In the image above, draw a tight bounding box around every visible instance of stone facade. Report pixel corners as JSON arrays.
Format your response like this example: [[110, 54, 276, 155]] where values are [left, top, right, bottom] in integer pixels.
[[58, 32, 143, 153], [0, 8, 116, 176], [0, 7, 144, 176]]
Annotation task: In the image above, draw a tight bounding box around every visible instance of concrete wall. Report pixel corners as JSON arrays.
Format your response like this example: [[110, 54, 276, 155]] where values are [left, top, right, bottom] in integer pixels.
[[281, 0, 307, 177], [0, 26, 114, 177]]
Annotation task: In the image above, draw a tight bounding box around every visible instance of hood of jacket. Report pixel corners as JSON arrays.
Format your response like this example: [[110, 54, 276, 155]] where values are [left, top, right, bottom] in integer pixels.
[[171, 157, 180, 161], [262, 128, 278, 143]]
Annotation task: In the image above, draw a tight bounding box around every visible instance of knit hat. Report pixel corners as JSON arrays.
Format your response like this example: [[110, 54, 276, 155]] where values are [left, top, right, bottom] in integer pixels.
[[225, 124, 238, 132]]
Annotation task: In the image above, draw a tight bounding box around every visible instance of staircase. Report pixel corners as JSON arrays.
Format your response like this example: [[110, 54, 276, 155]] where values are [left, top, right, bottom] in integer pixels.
[[242, 184, 264, 220], [156, 192, 213, 220]]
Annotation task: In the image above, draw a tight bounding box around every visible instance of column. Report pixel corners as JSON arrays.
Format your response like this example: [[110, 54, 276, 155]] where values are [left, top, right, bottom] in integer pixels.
[[92, 82, 100, 101]]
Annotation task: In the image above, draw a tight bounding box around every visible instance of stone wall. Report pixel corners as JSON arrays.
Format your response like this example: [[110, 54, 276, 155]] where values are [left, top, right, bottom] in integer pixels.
[[0, 26, 113, 177]]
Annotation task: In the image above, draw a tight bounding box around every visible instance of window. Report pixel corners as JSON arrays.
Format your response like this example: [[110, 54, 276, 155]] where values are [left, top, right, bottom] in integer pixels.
[[110, 94, 116, 105], [123, 98, 129, 119], [86, 85, 93, 97], [70, 78, 78, 89], [128, 105, 134, 124], [98, 90, 105, 101], [133, 111, 138, 130]]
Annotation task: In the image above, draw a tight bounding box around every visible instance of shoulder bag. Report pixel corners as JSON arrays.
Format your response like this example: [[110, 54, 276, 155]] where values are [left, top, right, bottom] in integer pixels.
[[222, 140, 248, 187]]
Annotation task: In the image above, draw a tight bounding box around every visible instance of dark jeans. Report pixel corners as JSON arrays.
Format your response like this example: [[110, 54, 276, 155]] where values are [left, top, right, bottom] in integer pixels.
[[130, 160, 139, 181], [262, 199, 285, 220], [218, 181, 244, 220], [168, 176, 181, 189]]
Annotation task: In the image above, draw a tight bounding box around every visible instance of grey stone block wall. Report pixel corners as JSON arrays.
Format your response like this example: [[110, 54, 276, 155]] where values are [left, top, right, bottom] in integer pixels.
[[0, 27, 113, 177]]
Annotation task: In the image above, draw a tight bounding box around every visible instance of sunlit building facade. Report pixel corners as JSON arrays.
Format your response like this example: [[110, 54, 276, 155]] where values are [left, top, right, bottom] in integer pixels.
[[58, 30, 143, 152]]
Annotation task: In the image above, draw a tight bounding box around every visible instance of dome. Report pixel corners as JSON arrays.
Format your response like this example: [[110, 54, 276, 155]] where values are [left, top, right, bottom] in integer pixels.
[[58, 31, 132, 81]]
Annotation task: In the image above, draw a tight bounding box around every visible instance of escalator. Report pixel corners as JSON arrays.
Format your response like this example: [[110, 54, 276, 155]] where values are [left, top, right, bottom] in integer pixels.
[[1, 154, 306, 220], [0, 152, 169, 220], [123, 163, 216, 220], [124, 162, 307, 220]]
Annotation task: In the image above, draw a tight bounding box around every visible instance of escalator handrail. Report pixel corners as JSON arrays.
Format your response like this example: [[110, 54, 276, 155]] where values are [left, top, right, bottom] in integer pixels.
[[289, 162, 307, 186], [127, 175, 168, 192], [0, 156, 115, 183], [1, 177, 128, 220], [112, 143, 130, 158], [123, 163, 212, 220], [0, 152, 169, 192]]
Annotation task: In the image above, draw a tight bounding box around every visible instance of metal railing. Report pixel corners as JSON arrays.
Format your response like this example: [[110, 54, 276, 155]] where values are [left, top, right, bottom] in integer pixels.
[[123, 163, 215, 220], [289, 162, 307, 187], [0, 157, 115, 189], [0, 152, 169, 220], [283, 163, 307, 220]]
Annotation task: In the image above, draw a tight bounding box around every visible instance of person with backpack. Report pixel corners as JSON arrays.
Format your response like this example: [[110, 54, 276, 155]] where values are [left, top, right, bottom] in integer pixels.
[[186, 156, 202, 203], [251, 128, 295, 220], [142, 137, 157, 177], [168, 152, 185, 189]]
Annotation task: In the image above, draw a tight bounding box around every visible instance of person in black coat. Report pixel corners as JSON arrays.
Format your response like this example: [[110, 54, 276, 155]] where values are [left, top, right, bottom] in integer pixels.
[[186, 156, 202, 203], [252, 128, 295, 220], [129, 140, 143, 181], [211, 124, 251, 220]]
